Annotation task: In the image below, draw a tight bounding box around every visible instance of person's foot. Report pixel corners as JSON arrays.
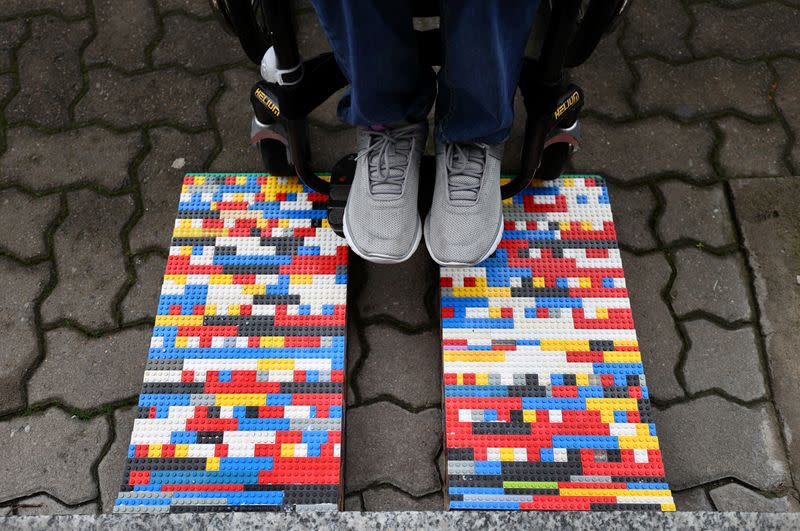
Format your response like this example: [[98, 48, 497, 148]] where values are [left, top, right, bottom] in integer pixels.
[[343, 122, 427, 264], [424, 141, 504, 266]]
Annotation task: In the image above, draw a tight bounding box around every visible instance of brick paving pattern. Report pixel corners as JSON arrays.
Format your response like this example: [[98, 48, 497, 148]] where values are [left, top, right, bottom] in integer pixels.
[[0, 0, 799, 514]]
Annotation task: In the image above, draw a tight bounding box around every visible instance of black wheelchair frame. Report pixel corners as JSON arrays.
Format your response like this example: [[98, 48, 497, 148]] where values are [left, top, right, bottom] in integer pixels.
[[210, 0, 628, 234]]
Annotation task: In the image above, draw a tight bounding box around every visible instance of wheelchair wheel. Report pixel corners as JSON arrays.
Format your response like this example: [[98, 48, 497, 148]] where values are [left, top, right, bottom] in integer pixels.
[[209, 0, 271, 64], [259, 139, 293, 176], [535, 142, 572, 182]]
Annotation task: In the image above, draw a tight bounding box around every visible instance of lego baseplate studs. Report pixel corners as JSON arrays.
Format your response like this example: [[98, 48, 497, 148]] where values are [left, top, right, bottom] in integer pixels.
[[114, 174, 348, 513], [441, 176, 674, 511]]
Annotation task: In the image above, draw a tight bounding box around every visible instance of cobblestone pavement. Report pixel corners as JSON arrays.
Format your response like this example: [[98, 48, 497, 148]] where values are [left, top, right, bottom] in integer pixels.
[[1, 0, 799, 516]]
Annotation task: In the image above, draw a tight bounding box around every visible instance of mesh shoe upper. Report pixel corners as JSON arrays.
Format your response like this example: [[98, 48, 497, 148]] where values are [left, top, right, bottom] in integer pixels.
[[425, 141, 505, 266], [343, 123, 427, 262]]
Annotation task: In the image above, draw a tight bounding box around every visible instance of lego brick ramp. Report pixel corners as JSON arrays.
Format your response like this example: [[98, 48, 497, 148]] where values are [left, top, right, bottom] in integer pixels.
[[441, 175, 675, 511], [114, 174, 348, 513]]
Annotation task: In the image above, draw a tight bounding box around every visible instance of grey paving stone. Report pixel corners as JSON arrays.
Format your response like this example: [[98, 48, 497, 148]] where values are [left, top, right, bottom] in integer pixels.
[[0, 408, 107, 505], [0, 20, 27, 72], [75, 68, 220, 129], [120, 254, 166, 323], [84, 0, 157, 71], [0, 73, 13, 104], [654, 396, 790, 491], [621, 0, 691, 60], [345, 402, 441, 496], [716, 117, 788, 179], [153, 15, 244, 71], [710, 483, 800, 512], [97, 406, 136, 513], [670, 247, 752, 322], [28, 327, 150, 409], [690, 2, 800, 60], [672, 487, 714, 511], [620, 251, 684, 402], [343, 494, 362, 511], [156, 0, 212, 16], [346, 318, 362, 407], [362, 486, 444, 511], [1, 0, 86, 17], [40, 190, 134, 330], [0, 189, 60, 260], [5, 16, 91, 128], [357, 245, 437, 328], [208, 69, 264, 172], [570, 117, 715, 183], [569, 34, 632, 119], [0, 126, 141, 192], [0, 259, 49, 415], [607, 183, 658, 251], [682, 319, 767, 401], [129, 127, 216, 253], [772, 59, 800, 170], [11, 496, 98, 516], [634, 58, 773, 120], [356, 326, 441, 409], [657, 181, 736, 248], [731, 177, 800, 490]]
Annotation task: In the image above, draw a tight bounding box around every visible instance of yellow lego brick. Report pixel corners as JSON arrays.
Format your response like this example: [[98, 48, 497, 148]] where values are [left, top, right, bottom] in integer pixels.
[[475, 373, 489, 385], [596, 307, 609, 319], [257, 358, 294, 370], [603, 351, 642, 363], [444, 351, 506, 363], [452, 287, 511, 298], [581, 221, 593, 231], [216, 394, 265, 406], [575, 374, 589, 386], [175, 444, 189, 458], [180, 246, 193, 256], [164, 274, 187, 285], [540, 339, 590, 352], [533, 277, 545, 288], [662, 503, 677, 512], [242, 284, 266, 295], [586, 397, 638, 412], [617, 435, 660, 449], [147, 445, 162, 458], [488, 307, 501, 318], [500, 448, 515, 462], [155, 315, 204, 327], [614, 339, 639, 348], [236, 175, 247, 185], [579, 277, 591, 288], [259, 337, 285, 348], [559, 488, 671, 498], [523, 410, 536, 423], [280, 444, 294, 458], [209, 274, 233, 285], [278, 219, 289, 228], [227, 304, 240, 315], [193, 176, 205, 185], [206, 457, 220, 471], [174, 336, 188, 348], [562, 178, 574, 187], [291, 274, 313, 285], [559, 221, 571, 231]]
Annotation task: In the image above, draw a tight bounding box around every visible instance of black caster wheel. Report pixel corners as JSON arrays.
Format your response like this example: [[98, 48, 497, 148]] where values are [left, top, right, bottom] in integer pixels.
[[535, 142, 572, 181], [259, 139, 293, 176]]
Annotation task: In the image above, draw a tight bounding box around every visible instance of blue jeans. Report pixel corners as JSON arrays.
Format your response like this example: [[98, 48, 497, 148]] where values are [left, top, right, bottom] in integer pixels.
[[308, 0, 541, 145]]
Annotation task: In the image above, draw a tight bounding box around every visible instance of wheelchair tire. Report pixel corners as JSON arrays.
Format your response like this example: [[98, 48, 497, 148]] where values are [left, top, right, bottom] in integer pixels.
[[259, 139, 293, 176], [535, 142, 572, 182]]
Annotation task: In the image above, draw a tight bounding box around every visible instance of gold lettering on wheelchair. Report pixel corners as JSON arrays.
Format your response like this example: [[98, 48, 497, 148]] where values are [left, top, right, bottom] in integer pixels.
[[255, 88, 281, 117], [554, 90, 580, 121]]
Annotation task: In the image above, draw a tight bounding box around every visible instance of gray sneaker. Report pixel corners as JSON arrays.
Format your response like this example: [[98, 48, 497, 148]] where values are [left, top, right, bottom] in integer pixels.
[[424, 141, 504, 266], [343, 123, 427, 264]]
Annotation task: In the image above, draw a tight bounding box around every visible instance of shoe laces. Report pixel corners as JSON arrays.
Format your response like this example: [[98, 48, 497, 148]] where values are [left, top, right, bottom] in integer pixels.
[[356, 124, 419, 197], [445, 142, 487, 203]]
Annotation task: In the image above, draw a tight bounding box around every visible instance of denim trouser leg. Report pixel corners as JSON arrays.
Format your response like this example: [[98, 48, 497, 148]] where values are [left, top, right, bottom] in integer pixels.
[[308, 0, 436, 127], [309, 0, 540, 143], [436, 1, 540, 144]]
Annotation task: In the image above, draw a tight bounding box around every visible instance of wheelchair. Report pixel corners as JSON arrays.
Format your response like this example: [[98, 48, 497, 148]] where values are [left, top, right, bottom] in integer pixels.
[[209, 0, 629, 236]]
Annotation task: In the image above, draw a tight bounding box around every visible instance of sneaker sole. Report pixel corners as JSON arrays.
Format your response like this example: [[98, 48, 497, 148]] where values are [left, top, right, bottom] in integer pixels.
[[343, 211, 423, 265], [424, 212, 505, 268]]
